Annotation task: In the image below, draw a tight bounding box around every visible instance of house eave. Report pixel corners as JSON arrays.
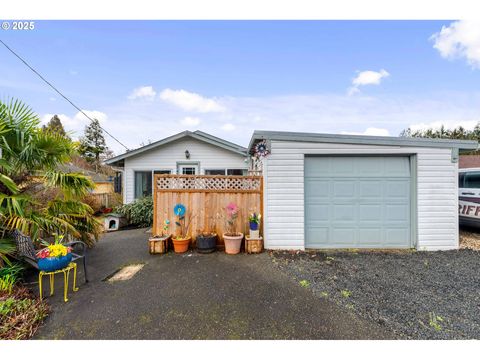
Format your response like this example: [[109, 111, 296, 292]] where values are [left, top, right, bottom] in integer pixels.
[[248, 130, 479, 154]]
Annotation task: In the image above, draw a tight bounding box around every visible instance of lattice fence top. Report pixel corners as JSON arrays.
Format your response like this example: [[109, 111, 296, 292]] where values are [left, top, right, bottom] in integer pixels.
[[155, 175, 262, 193]]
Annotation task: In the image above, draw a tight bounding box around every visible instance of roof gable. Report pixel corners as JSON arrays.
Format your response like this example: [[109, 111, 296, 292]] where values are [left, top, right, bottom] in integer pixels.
[[106, 130, 247, 166]]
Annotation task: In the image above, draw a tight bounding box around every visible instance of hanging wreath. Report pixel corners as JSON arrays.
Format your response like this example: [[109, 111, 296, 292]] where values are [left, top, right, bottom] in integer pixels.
[[254, 140, 270, 158]]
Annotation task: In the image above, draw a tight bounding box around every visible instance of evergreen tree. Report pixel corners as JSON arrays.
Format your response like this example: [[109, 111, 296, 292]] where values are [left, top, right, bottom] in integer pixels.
[[42, 114, 69, 138], [79, 119, 109, 169], [400, 122, 480, 154]]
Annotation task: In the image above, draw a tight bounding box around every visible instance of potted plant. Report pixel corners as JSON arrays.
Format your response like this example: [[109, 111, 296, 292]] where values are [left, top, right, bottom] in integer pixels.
[[149, 219, 171, 254], [196, 214, 218, 253], [248, 212, 261, 238], [223, 202, 243, 255], [172, 203, 194, 253], [36, 234, 73, 272]]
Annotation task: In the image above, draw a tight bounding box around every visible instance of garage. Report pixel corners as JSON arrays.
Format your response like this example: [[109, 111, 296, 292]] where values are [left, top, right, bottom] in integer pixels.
[[305, 156, 411, 248], [248, 130, 478, 251]]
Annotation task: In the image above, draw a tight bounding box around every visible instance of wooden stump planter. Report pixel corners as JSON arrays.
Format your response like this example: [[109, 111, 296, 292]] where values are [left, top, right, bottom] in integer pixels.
[[196, 233, 217, 253], [223, 233, 243, 255], [172, 236, 191, 253], [149, 235, 171, 254], [245, 235, 263, 254]]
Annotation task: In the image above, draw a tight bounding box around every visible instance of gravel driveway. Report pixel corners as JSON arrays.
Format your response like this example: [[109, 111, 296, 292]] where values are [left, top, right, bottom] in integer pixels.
[[271, 249, 480, 339]]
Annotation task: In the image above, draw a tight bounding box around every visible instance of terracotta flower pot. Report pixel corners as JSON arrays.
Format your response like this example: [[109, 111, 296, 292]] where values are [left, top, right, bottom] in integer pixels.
[[172, 236, 191, 253], [223, 233, 243, 255]]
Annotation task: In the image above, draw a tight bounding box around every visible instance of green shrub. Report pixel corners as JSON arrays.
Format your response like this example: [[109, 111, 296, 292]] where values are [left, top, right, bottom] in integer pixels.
[[116, 196, 153, 227], [0, 263, 24, 279], [0, 263, 23, 294], [0, 275, 16, 294]]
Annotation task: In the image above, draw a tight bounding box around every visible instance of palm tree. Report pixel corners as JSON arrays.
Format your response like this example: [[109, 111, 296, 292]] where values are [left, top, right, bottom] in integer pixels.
[[0, 98, 102, 249]]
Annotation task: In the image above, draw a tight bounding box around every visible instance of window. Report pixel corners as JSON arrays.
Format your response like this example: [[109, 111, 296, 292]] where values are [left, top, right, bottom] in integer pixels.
[[459, 173, 465, 188], [227, 169, 247, 176], [134, 171, 152, 199], [464, 172, 480, 188], [205, 169, 226, 175], [182, 167, 196, 175]]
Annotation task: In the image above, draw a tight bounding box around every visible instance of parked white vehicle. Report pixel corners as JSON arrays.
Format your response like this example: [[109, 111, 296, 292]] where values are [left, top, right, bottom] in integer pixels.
[[459, 168, 480, 227]]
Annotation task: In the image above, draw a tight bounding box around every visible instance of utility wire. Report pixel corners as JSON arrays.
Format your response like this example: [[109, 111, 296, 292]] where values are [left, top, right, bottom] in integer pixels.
[[0, 39, 129, 151]]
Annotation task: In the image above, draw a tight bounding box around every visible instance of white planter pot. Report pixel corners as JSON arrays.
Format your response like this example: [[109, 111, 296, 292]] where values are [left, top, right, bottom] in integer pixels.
[[249, 229, 260, 239]]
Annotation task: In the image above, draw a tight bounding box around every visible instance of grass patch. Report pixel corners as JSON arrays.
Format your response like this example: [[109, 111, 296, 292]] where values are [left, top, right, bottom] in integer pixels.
[[341, 289, 352, 298], [299, 280, 310, 288]]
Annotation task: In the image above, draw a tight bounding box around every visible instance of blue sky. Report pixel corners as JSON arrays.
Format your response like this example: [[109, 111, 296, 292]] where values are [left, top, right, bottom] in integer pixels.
[[1, 20, 480, 154]]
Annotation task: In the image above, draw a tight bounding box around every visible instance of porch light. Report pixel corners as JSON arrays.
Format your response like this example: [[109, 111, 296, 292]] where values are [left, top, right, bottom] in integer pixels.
[[185, 150, 190, 159]]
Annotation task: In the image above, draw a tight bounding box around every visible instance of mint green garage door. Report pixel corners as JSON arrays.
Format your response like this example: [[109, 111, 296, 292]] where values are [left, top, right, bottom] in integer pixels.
[[305, 156, 411, 249]]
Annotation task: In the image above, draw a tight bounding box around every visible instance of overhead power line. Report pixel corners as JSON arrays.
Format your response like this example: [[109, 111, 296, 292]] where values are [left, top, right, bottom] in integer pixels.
[[0, 39, 129, 151]]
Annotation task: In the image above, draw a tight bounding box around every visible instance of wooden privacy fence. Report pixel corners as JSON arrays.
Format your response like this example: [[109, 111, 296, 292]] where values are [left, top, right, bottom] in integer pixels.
[[153, 175, 263, 246], [84, 192, 122, 211]]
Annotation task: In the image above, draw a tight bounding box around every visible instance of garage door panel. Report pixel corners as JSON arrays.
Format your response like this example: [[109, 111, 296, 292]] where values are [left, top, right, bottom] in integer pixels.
[[305, 179, 330, 199], [386, 181, 410, 198], [358, 229, 383, 245], [386, 205, 409, 221], [333, 181, 356, 197], [305, 204, 330, 221], [332, 157, 355, 175], [331, 228, 356, 244], [333, 205, 355, 221], [356, 157, 384, 176], [305, 227, 329, 245], [359, 181, 383, 198], [385, 157, 411, 176], [385, 229, 410, 245], [305, 156, 411, 249], [359, 205, 382, 220]]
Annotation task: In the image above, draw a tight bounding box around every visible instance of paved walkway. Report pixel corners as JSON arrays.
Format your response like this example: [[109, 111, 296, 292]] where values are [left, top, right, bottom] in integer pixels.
[[34, 228, 391, 339]]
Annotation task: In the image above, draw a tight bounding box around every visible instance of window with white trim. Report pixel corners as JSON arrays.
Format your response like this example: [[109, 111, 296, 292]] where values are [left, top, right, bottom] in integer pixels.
[[227, 169, 247, 176], [204, 169, 226, 175]]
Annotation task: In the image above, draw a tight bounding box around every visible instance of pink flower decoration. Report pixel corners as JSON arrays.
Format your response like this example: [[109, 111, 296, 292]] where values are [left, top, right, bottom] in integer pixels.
[[226, 202, 239, 216]]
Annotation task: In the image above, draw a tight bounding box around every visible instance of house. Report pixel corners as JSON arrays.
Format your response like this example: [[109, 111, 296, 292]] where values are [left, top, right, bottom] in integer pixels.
[[248, 130, 477, 251], [105, 130, 249, 204], [459, 154, 480, 168], [108, 128, 478, 251], [59, 163, 115, 194]]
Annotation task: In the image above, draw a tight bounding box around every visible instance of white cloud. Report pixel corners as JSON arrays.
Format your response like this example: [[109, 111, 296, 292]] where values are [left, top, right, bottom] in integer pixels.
[[159, 88, 225, 113], [180, 116, 201, 127], [74, 110, 108, 124], [349, 69, 390, 95], [220, 123, 236, 131], [431, 20, 480, 68], [128, 86, 157, 100], [408, 120, 479, 133], [60, 91, 480, 154], [341, 127, 390, 136]]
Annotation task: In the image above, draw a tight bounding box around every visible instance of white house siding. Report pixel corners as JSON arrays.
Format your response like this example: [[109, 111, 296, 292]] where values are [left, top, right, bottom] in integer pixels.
[[124, 137, 247, 203], [264, 140, 458, 251]]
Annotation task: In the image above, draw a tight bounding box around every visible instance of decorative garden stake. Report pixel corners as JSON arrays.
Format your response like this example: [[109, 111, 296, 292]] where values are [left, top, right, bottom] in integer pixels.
[[172, 203, 194, 253], [222, 202, 243, 254], [149, 219, 171, 254]]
